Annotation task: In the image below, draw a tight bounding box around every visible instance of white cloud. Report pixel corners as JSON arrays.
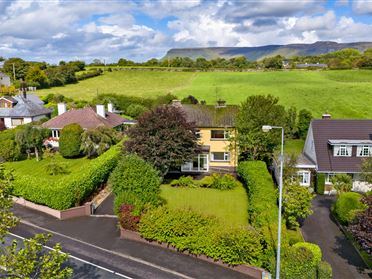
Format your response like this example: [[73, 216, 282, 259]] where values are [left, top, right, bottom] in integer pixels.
[[353, 0, 372, 14]]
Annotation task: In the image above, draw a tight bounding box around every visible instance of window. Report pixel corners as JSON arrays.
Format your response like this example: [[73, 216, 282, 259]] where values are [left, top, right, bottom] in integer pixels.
[[357, 145, 371, 157], [334, 145, 352, 157], [297, 171, 310, 186], [211, 152, 230, 161], [325, 173, 336, 184], [211, 130, 229, 140], [11, 118, 23, 127], [181, 154, 208, 172], [52, 129, 60, 138], [195, 130, 202, 139]]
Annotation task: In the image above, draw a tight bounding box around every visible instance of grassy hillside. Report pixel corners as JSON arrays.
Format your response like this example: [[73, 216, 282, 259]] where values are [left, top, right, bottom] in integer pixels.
[[38, 69, 372, 119]]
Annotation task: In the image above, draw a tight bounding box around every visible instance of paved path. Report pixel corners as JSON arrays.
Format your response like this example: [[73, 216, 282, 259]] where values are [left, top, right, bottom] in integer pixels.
[[95, 193, 115, 216], [12, 204, 253, 279], [301, 195, 371, 279]]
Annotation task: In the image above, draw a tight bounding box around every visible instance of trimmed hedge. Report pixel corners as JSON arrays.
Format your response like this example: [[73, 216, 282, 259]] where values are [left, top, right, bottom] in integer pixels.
[[170, 174, 240, 190], [333, 192, 367, 225], [293, 242, 322, 265], [316, 173, 325, 194], [59, 123, 83, 158], [12, 145, 120, 210], [139, 206, 263, 266], [237, 161, 278, 227], [317, 261, 332, 279]]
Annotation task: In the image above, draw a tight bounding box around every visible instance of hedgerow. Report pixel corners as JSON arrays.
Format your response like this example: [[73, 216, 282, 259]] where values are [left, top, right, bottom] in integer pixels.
[[139, 206, 264, 266], [333, 192, 367, 225], [12, 145, 120, 210]]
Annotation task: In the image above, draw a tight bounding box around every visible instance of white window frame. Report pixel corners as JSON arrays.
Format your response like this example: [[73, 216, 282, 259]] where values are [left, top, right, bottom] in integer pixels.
[[357, 145, 372, 157], [11, 118, 23, 127], [325, 173, 336, 185], [210, 130, 230, 140], [297, 171, 311, 186], [211, 152, 230, 162], [52, 129, 60, 139], [181, 154, 209, 172], [334, 145, 352, 157]]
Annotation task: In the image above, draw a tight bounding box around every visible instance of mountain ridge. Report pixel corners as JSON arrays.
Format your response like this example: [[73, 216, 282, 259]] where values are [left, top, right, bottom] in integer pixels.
[[163, 41, 372, 61]]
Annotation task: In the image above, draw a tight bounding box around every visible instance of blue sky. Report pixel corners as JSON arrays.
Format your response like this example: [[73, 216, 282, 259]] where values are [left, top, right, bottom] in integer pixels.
[[0, 0, 372, 63]]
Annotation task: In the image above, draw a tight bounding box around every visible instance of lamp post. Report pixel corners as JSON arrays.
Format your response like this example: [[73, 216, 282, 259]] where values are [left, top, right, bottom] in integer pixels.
[[262, 125, 284, 279]]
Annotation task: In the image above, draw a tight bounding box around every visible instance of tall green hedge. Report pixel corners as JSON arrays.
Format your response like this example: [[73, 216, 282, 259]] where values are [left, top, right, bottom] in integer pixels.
[[12, 145, 120, 210], [237, 161, 278, 227], [316, 173, 325, 194], [333, 192, 367, 225], [59, 123, 83, 158]]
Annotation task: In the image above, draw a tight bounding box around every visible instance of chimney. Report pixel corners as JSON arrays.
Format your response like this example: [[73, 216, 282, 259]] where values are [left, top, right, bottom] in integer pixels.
[[172, 100, 182, 108], [216, 99, 226, 108], [96, 104, 106, 118], [107, 102, 113, 113], [322, 113, 331, 119], [57, 103, 66, 115]]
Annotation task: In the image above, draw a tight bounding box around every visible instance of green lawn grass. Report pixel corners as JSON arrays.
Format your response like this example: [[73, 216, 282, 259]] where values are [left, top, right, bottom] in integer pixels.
[[38, 69, 372, 119], [160, 184, 248, 227], [285, 139, 305, 156]]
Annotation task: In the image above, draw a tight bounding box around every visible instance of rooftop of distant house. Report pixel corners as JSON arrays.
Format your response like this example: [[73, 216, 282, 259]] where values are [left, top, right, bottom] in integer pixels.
[[0, 93, 52, 117]]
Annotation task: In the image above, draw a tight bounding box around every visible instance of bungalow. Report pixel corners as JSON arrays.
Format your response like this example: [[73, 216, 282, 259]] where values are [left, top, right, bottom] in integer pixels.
[[172, 100, 238, 173], [296, 115, 372, 193], [0, 93, 52, 130], [42, 103, 134, 147]]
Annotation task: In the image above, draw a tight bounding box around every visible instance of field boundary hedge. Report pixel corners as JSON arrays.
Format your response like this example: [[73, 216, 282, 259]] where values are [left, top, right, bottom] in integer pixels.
[[12, 145, 120, 210]]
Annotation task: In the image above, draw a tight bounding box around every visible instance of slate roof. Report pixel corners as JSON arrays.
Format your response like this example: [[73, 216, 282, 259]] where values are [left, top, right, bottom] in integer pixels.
[[311, 119, 372, 172], [180, 104, 238, 128], [42, 107, 129, 129], [0, 94, 52, 118]]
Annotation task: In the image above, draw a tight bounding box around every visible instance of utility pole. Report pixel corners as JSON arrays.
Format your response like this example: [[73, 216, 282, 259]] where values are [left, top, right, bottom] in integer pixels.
[[12, 63, 16, 81]]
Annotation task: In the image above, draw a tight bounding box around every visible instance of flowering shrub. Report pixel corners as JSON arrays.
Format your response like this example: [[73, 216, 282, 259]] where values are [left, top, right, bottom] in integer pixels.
[[119, 204, 141, 231]]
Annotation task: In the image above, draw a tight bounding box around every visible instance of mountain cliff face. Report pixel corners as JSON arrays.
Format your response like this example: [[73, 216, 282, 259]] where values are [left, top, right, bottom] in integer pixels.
[[163, 41, 372, 61]]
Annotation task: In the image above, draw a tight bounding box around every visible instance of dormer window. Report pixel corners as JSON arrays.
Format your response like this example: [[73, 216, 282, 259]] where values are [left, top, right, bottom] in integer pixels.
[[357, 145, 372, 157], [333, 145, 352, 157]]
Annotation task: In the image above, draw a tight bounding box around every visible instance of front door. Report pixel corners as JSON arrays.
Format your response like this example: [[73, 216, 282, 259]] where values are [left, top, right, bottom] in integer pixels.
[[0, 118, 5, 130]]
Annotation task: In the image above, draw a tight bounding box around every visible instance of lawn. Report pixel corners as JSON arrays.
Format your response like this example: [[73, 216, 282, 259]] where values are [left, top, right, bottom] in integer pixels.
[[160, 184, 249, 227], [37, 69, 372, 119]]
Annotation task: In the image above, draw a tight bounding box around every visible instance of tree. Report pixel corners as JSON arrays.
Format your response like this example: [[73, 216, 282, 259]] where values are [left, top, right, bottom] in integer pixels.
[[331, 174, 353, 194], [125, 105, 199, 175], [361, 157, 372, 184], [15, 125, 50, 161], [285, 106, 297, 138], [283, 183, 314, 228], [3, 57, 29, 81], [25, 66, 49, 88], [0, 165, 73, 278], [236, 95, 286, 160], [297, 109, 312, 139], [59, 123, 84, 158], [262, 55, 283, 69], [80, 126, 120, 158], [181, 95, 199, 104]]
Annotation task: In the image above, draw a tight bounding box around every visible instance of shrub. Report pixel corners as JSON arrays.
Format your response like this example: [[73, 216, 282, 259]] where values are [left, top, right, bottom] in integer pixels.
[[126, 104, 148, 118], [331, 174, 353, 194], [237, 161, 278, 227], [316, 173, 325, 194], [280, 245, 317, 279], [12, 145, 120, 209], [118, 204, 141, 231], [170, 176, 197, 188], [333, 192, 367, 225], [114, 191, 146, 215], [45, 161, 69, 176], [109, 154, 162, 206], [317, 261, 332, 279], [209, 173, 239, 190], [197, 175, 214, 187], [59, 123, 83, 158], [0, 139, 22, 161], [293, 242, 322, 265]]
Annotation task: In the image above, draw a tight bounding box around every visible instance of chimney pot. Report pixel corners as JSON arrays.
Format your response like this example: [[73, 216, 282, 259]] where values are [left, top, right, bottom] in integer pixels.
[[96, 104, 106, 118], [322, 113, 331, 119], [107, 102, 113, 113], [57, 103, 66, 115]]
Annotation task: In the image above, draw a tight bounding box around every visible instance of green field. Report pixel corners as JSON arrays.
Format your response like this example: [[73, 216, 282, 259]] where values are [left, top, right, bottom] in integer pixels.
[[38, 69, 372, 119], [160, 184, 248, 227]]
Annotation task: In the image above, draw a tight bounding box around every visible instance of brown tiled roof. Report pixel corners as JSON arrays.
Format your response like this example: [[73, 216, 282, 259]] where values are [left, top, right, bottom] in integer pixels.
[[311, 119, 372, 172], [42, 107, 128, 129], [181, 104, 238, 128]]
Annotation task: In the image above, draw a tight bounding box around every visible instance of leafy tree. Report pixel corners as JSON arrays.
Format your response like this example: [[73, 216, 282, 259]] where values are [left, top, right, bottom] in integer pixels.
[[236, 95, 286, 160], [361, 157, 372, 184], [80, 126, 120, 158], [331, 174, 353, 194], [25, 66, 49, 88], [286, 106, 297, 138], [181, 95, 199, 104], [297, 109, 312, 139], [282, 153, 299, 183], [117, 58, 134, 66], [3, 57, 29, 81], [125, 105, 199, 175], [15, 125, 50, 161], [0, 165, 73, 278], [262, 55, 283, 69], [144, 58, 159, 66], [195, 57, 211, 70], [59, 123, 83, 158], [0, 139, 22, 161], [126, 104, 148, 118], [283, 183, 314, 228]]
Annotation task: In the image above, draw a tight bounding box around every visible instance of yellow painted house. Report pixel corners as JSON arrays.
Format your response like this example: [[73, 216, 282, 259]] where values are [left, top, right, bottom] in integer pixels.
[[174, 100, 238, 173]]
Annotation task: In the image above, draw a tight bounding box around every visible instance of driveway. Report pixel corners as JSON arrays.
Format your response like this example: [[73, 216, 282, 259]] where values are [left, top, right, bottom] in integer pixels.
[[301, 195, 371, 279]]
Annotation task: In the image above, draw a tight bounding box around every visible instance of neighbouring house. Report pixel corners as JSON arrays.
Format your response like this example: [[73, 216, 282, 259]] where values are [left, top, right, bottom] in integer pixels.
[[296, 63, 328, 69], [295, 114, 372, 193], [42, 103, 134, 148], [172, 100, 238, 173], [0, 93, 52, 130], [0, 72, 11, 87]]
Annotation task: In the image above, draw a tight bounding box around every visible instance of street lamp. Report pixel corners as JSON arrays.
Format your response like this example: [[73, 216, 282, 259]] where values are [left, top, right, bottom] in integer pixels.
[[262, 125, 284, 279]]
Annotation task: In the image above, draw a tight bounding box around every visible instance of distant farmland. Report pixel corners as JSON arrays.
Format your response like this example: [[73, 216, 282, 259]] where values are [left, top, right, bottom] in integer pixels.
[[38, 69, 372, 119]]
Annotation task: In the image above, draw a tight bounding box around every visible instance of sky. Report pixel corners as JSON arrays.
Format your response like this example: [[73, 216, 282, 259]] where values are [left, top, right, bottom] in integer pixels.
[[1, 0, 372, 63]]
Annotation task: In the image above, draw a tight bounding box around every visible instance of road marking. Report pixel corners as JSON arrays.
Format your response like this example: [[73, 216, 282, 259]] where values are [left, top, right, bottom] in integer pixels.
[[18, 219, 194, 279], [7, 232, 133, 279]]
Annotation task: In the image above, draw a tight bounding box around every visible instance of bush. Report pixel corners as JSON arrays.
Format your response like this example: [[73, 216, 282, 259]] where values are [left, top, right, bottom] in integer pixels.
[[12, 145, 120, 210], [109, 154, 162, 206], [333, 192, 367, 225], [125, 104, 147, 118], [209, 173, 239, 190], [170, 174, 240, 190], [170, 176, 197, 188], [0, 139, 22, 161], [317, 261, 332, 279], [139, 207, 263, 266], [118, 204, 141, 231], [237, 161, 278, 227], [45, 161, 69, 175], [316, 173, 325, 194], [331, 174, 352, 194], [280, 245, 317, 279], [76, 70, 101, 81], [293, 242, 322, 265], [114, 191, 145, 215], [59, 123, 83, 158]]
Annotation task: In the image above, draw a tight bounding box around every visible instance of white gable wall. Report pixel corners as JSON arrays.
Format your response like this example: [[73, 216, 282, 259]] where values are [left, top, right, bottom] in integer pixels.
[[303, 123, 317, 165]]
